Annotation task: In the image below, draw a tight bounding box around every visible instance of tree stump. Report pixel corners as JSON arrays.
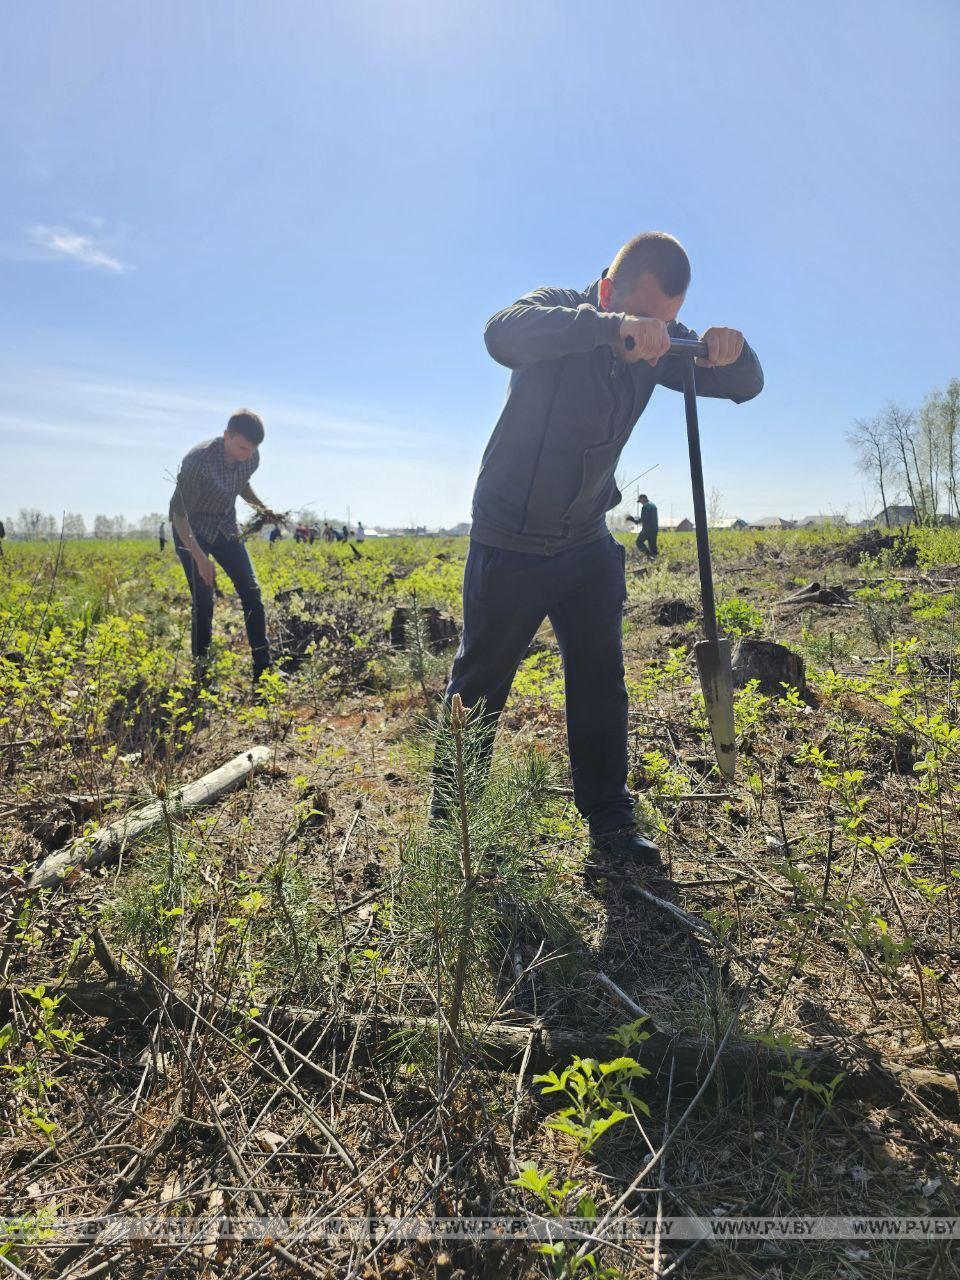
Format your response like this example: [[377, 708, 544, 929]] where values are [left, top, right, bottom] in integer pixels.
[[650, 598, 696, 626], [779, 581, 853, 606], [731, 638, 805, 695], [389, 606, 459, 653]]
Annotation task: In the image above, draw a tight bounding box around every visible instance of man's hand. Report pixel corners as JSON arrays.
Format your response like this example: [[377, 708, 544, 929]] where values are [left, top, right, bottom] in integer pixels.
[[193, 552, 216, 589], [697, 327, 745, 368], [617, 316, 671, 366]]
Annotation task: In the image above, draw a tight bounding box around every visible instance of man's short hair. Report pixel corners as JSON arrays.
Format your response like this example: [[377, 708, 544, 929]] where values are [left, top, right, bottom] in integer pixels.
[[609, 233, 691, 300], [226, 409, 265, 446], [639, 493, 649, 502]]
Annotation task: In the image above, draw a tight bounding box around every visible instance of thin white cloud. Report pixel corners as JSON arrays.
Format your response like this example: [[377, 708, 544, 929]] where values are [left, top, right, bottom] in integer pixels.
[[0, 367, 479, 525], [0, 371, 441, 455], [0, 383, 476, 524], [28, 224, 126, 272]]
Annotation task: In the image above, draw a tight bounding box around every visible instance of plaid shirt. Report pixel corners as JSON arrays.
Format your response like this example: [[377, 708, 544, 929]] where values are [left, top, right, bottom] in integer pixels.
[[169, 437, 259, 542]]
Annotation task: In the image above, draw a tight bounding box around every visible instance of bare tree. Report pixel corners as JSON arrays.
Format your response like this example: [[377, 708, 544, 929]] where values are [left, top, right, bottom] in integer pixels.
[[883, 402, 936, 524], [707, 486, 725, 526], [16, 508, 57, 540], [847, 415, 895, 525], [62, 512, 87, 538], [927, 379, 960, 521], [945, 379, 960, 522], [918, 394, 946, 522], [131, 512, 166, 536]]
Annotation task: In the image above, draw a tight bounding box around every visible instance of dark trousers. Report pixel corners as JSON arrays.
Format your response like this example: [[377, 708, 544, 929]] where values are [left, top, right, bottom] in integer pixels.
[[439, 534, 634, 835], [173, 528, 271, 673], [636, 528, 658, 557]]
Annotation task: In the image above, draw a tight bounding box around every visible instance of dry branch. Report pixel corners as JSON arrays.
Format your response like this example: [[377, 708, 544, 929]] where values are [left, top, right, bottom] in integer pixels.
[[28, 746, 271, 889], [9, 978, 956, 1114]]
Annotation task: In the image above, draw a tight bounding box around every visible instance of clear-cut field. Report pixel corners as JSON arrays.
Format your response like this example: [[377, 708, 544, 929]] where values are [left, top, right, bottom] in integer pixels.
[[2, 526, 959, 1278]]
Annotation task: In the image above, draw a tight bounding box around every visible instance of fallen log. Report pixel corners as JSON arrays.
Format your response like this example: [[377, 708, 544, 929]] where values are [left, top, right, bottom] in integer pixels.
[[7, 978, 955, 1114], [28, 746, 271, 890]]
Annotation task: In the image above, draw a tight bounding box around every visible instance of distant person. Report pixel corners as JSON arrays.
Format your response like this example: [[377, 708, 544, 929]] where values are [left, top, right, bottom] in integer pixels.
[[158, 520, 167, 553], [169, 408, 281, 682], [269, 524, 282, 547], [322, 522, 335, 543], [0, 517, 5, 558], [436, 232, 763, 871], [341, 524, 350, 542], [356, 521, 365, 543], [627, 493, 659, 557]]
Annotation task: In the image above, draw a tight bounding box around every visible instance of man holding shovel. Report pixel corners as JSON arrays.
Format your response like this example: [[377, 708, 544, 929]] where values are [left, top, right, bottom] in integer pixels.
[[439, 233, 763, 871]]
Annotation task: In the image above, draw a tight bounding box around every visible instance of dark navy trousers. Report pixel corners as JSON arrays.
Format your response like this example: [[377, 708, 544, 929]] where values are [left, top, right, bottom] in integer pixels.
[[635, 528, 658, 557], [442, 534, 634, 835], [173, 528, 271, 675]]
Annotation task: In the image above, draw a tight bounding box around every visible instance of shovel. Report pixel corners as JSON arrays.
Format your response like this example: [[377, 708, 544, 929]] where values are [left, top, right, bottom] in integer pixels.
[[625, 334, 737, 778]]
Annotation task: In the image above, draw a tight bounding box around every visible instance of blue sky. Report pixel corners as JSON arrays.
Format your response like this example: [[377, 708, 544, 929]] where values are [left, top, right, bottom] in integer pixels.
[[2, 0, 957, 528]]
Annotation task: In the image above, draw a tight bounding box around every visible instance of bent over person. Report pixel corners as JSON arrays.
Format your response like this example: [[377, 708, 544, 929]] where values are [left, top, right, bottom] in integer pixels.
[[438, 233, 763, 871], [170, 409, 280, 681]]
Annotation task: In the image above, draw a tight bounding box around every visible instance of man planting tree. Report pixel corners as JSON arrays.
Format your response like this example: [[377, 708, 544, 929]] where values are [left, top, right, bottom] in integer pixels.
[[170, 409, 281, 682], [439, 233, 763, 873]]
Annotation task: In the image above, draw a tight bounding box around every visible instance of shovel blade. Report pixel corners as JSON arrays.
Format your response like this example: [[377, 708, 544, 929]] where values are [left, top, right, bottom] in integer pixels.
[[695, 637, 737, 780]]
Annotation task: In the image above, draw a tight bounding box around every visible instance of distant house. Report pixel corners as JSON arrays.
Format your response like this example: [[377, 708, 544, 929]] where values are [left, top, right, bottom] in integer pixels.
[[798, 514, 848, 528], [750, 516, 796, 530], [710, 516, 749, 530], [874, 505, 916, 526], [661, 516, 694, 532]]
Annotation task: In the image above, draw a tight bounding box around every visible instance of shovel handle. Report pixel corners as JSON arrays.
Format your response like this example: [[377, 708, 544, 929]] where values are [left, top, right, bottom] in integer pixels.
[[623, 336, 710, 358], [680, 358, 719, 645], [669, 337, 709, 359]]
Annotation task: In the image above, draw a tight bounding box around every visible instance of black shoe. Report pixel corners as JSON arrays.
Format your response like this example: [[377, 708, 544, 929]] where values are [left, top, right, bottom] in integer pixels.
[[589, 827, 665, 872]]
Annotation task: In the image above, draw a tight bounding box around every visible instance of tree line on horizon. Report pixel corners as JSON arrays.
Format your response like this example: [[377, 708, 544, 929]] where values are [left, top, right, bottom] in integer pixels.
[[11, 380, 960, 549], [848, 377, 960, 526], [1, 510, 169, 541]]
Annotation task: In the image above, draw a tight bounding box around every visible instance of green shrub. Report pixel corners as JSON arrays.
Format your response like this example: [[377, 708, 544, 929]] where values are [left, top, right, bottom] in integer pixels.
[[716, 594, 764, 637]]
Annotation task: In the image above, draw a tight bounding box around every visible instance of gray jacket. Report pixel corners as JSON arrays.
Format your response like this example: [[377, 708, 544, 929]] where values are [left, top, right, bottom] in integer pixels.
[[470, 275, 763, 555]]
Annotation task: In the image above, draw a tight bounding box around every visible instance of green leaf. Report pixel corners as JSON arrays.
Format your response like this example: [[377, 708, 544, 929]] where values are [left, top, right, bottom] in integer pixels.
[[582, 1109, 628, 1149], [599, 1055, 639, 1075], [512, 1163, 553, 1199], [29, 1114, 57, 1139], [621, 1090, 651, 1116], [577, 1194, 598, 1220]]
